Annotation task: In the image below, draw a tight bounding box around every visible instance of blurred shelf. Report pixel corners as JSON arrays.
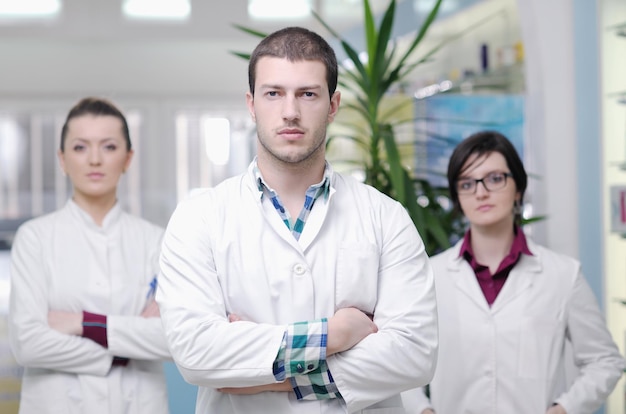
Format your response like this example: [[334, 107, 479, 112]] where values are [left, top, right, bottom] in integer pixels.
[[413, 62, 525, 99]]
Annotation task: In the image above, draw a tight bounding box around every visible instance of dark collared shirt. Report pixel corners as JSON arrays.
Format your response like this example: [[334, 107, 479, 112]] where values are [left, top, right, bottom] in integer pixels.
[[459, 226, 533, 306]]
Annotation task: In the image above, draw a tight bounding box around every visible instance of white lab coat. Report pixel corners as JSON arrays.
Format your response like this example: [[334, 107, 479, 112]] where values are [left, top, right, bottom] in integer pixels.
[[157, 164, 438, 414], [402, 239, 625, 414], [9, 200, 171, 414]]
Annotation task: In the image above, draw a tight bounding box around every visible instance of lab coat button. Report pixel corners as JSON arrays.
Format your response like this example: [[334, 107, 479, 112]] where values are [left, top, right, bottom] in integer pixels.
[[293, 264, 306, 275]]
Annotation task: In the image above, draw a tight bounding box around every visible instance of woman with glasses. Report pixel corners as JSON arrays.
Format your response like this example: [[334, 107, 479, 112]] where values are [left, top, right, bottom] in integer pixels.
[[403, 130, 624, 414]]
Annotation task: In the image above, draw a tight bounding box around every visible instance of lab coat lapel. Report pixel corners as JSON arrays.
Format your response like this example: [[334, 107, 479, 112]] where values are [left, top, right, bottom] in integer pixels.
[[297, 187, 335, 252], [490, 247, 542, 314], [246, 175, 304, 253], [447, 244, 492, 313]]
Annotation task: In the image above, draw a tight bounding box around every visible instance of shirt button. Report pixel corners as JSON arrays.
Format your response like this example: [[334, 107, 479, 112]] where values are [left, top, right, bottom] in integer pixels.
[[293, 264, 306, 275], [296, 364, 304, 373], [307, 364, 314, 370]]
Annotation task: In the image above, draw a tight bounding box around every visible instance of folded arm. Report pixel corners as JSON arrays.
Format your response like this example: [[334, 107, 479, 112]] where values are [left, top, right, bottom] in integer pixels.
[[9, 226, 113, 376], [219, 308, 377, 397]]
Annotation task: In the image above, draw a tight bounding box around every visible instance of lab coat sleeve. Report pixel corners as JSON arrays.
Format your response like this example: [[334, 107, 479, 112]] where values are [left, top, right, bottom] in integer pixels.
[[9, 223, 113, 376], [555, 267, 625, 414], [108, 226, 172, 361], [401, 387, 433, 414], [327, 201, 438, 413], [156, 194, 287, 388], [107, 315, 171, 360]]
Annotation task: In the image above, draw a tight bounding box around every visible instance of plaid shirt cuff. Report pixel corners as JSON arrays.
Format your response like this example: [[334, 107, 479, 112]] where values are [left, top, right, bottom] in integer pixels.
[[273, 319, 327, 380], [290, 362, 342, 400], [271, 319, 340, 400], [285, 318, 327, 376]]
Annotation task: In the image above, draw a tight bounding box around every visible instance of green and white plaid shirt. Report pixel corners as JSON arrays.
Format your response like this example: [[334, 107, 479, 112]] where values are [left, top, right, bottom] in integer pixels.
[[254, 160, 341, 400]]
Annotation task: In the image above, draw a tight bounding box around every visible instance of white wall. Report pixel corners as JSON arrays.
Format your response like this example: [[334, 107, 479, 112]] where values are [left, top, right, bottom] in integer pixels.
[[517, 0, 580, 258], [0, 38, 250, 99]]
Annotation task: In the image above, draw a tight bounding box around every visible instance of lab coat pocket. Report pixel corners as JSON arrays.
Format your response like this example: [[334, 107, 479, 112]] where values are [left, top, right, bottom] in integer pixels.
[[335, 242, 379, 314], [518, 317, 559, 379]]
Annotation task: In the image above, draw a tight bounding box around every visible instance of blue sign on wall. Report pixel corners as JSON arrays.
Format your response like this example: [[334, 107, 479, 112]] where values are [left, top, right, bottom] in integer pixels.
[[415, 94, 525, 187]]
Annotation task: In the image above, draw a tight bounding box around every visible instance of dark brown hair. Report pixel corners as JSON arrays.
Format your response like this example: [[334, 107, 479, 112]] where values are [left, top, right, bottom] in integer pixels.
[[248, 26, 338, 99], [60, 97, 130, 152], [447, 130, 527, 221]]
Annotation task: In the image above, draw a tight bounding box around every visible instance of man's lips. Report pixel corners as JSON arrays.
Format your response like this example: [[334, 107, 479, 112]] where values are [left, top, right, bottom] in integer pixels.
[[278, 128, 305, 139]]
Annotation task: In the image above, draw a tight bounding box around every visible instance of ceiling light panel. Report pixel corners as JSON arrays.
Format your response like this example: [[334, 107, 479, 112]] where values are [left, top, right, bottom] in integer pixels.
[[0, 0, 61, 18], [248, 0, 311, 21], [123, 0, 191, 21]]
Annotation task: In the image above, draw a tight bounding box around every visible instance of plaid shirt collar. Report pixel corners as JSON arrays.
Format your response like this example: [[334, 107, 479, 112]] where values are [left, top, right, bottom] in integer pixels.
[[252, 158, 332, 202]]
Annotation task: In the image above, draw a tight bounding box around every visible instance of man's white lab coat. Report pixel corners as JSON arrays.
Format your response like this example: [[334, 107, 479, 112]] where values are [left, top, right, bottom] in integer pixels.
[[157, 165, 438, 413]]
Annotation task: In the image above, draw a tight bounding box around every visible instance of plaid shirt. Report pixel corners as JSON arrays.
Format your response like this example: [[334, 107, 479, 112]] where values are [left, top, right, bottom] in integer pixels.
[[254, 160, 341, 400]]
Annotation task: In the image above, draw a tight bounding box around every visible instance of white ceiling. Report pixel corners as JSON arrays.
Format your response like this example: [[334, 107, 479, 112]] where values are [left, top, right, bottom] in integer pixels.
[[0, 0, 478, 100], [0, 0, 403, 99], [0, 0, 395, 42]]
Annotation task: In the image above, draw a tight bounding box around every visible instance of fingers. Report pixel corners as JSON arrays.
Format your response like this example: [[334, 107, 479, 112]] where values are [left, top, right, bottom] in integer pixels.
[[228, 313, 242, 322], [327, 307, 378, 355], [218, 381, 292, 394], [47, 310, 83, 335], [141, 300, 161, 318]]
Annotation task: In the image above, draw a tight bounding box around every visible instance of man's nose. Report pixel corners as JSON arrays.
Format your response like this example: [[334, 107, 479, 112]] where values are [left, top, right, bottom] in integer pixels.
[[282, 95, 300, 121]]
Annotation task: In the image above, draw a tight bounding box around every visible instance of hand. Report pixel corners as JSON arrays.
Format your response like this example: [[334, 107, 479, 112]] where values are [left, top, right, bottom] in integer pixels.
[[228, 313, 242, 322], [218, 380, 292, 395], [546, 404, 566, 414], [141, 300, 160, 318], [421, 409, 435, 414], [327, 307, 378, 355], [48, 310, 83, 336]]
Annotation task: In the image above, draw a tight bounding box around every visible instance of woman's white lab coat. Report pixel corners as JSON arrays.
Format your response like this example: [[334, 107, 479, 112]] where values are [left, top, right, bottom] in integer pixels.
[[157, 167, 438, 413], [402, 239, 625, 414], [9, 200, 171, 414]]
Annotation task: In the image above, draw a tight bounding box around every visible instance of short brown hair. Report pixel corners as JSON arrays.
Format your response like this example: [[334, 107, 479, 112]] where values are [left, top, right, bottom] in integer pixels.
[[248, 26, 338, 99]]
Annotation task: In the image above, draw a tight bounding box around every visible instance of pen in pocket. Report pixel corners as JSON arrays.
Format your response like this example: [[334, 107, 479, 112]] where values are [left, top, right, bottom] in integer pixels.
[[146, 276, 158, 301]]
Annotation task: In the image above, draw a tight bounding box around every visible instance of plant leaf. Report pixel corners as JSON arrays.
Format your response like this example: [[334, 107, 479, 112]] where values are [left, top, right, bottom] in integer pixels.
[[395, 0, 443, 69], [230, 51, 251, 60], [231, 24, 268, 38]]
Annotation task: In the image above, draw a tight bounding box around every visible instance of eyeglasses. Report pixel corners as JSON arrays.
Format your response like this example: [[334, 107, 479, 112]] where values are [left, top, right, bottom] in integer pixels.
[[456, 172, 512, 195]]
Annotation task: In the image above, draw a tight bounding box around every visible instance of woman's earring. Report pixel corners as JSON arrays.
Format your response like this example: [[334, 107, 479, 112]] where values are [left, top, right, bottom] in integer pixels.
[[513, 200, 522, 216]]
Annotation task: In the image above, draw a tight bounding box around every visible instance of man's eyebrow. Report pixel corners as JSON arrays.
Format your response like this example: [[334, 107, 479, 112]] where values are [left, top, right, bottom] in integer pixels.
[[258, 84, 323, 90]]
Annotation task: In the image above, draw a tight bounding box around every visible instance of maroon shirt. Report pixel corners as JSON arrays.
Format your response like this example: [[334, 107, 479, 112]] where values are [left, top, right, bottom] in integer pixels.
[[82, 311, 129, 366], [459, 226, 533, 306]]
